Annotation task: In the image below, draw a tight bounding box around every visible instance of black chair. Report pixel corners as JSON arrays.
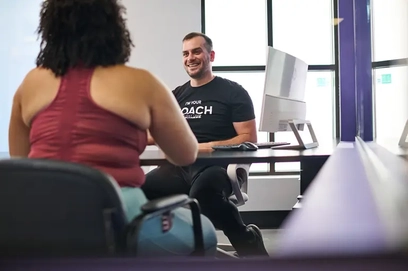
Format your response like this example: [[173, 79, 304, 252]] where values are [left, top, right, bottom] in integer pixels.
[[0, 158, 204, 257]]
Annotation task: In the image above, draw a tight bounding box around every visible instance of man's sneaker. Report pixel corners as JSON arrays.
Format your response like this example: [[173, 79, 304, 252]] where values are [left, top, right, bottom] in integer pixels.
[[234, 224, 269, 258]]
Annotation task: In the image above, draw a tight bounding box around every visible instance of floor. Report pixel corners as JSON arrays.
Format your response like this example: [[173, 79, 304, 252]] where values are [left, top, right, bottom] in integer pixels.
[[216, 229, 282, 256]]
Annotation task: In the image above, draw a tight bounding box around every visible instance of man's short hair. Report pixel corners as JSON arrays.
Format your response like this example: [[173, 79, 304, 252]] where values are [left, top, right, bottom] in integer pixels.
[[182, 32, 213, 52]]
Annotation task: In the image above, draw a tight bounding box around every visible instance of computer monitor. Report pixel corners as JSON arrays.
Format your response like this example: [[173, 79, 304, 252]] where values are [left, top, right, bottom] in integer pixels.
[[259, 47, 318, 149]]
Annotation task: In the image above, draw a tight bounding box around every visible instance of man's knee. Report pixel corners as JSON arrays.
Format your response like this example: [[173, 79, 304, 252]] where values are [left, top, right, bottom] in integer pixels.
[[140, 181, 156, 200], [141, 167, 163, 200], [142, 166, 190, 200], [189, 166, 232, 199]]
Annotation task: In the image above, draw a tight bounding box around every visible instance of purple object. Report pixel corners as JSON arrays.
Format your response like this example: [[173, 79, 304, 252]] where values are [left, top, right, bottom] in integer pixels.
[[338, 0, 357, 141], [338, 0, 374, 141], [354, 0, 374, 141], [275, 143, 388, 257]]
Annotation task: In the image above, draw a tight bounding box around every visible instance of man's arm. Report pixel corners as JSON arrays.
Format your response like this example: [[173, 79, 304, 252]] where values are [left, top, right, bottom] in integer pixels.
[[147, 130, 156, 145], [199, 119, 257, 150], [150, 119, 257, 149]]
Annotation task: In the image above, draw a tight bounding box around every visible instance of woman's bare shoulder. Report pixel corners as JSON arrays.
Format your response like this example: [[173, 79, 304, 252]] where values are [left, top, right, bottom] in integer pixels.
[[17, 67, 56, 94], [24, 67, 54, 80]]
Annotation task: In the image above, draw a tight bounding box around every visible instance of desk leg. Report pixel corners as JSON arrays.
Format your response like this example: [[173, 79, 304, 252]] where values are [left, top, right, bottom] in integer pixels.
[[293, 157, 328, 209]]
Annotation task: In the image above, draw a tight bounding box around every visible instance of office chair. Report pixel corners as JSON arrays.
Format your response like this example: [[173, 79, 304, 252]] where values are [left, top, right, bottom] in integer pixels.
[[216, 163, 251, 258], [227, 164, 250, 207], [0, 158, 208, 257]]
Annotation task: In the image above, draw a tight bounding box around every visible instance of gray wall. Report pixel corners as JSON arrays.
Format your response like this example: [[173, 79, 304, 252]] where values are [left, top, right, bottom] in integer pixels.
[[123, 0, 201, 89], [0, 0, 201, 152]]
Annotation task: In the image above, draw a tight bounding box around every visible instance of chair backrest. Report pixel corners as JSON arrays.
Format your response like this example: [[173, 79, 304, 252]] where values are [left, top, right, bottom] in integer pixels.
[[0, 158, 128, 257]]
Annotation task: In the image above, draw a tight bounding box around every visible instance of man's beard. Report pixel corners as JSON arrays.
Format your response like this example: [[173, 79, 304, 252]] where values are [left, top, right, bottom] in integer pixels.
[[187, 66, 206, 79], [186, 58, 209, 79]]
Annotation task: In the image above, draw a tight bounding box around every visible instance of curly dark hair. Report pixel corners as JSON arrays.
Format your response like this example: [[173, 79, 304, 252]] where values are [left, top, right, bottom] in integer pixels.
[[36, 0, 134, 76]]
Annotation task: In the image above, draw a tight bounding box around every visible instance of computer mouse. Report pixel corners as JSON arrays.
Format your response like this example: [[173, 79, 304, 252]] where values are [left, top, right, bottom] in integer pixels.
[[239, 142, 258, 151]]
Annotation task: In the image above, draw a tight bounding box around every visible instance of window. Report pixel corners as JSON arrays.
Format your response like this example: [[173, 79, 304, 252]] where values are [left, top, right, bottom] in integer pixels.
[[371, 0, 408, 61], [204, 0, 267, 66], [274, 71, 335, 172], [274, 71, 335, 144], [213, 71, 269, 173], [205, 0, 337, 174], [205, 0, 269, 172], [373, 66, 408, 140], [0, 1, 41, 151], [371, 0, 408, 141], [271, 0, 335, 65]]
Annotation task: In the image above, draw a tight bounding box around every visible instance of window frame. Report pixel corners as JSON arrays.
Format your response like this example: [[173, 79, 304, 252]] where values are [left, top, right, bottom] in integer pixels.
[[202, 0, 340, 176]]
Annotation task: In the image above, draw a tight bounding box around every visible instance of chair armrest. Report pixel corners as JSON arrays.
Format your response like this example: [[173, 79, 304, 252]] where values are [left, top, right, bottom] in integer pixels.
[[125, 194, 205, 256], [227, 164, 251, 207], [141, 194, 190, 213]]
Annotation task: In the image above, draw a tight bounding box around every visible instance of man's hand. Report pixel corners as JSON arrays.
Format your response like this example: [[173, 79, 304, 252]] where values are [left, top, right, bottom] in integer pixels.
[[197, 120, 257, 149], [198, 142, 214, 151], [147, 130, 156, 145]]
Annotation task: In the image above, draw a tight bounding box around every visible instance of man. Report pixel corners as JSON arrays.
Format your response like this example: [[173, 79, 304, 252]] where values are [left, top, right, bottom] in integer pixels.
[[142, 32, 268, 257]]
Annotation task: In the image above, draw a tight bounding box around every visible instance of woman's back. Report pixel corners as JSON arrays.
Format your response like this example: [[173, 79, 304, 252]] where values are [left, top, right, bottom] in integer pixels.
[[9, 0, 198, 184], [24, 66, 151, 187], [11, 64, 198, 185]]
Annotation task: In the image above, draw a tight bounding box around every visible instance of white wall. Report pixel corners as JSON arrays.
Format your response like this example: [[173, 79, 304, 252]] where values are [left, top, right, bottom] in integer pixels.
[[239, 175, 300, 211], [123, 0, 201, 89], [0, 1, 41, 152]]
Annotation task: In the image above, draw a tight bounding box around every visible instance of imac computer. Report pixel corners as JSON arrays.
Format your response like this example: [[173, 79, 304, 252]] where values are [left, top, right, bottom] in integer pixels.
[[259, 47, 319, 150], [399, 119, 408, 148]]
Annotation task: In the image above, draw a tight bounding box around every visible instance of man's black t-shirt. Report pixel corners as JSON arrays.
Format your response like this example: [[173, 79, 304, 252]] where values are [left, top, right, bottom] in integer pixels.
[[173, 76, 255, 143]]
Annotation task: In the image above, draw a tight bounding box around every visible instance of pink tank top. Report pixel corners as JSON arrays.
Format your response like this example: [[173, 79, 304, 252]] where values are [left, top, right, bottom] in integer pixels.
[[29, 67, 147, 187]]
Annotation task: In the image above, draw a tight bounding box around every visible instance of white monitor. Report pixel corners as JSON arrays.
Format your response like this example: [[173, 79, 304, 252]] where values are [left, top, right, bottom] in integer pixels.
[[259, 47, 318, 149]]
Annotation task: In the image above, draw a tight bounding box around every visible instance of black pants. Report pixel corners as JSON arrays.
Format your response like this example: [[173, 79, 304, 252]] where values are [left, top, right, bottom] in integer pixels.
[[142, 164, 248, 242]]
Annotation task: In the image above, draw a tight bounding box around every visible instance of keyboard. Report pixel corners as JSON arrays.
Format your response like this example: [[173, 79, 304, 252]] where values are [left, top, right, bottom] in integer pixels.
[[255, 142, 290, 149], [212, 142, 258, 151], [212, 141, 291, 151]]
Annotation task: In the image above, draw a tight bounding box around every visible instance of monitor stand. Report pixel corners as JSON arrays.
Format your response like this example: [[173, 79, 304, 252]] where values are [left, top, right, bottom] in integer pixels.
[[274, 119, 319, 150], [399, 120, 408, 148]]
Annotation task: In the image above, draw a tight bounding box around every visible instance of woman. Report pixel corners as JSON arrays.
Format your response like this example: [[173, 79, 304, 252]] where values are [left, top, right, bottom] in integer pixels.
[[8, 0, 216, 257]]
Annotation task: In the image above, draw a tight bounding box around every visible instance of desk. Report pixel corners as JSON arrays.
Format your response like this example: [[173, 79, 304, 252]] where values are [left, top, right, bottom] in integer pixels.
[[276, 145, 383, 257], [140, 144, 335, 195], [275, 140, 408, 257]]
